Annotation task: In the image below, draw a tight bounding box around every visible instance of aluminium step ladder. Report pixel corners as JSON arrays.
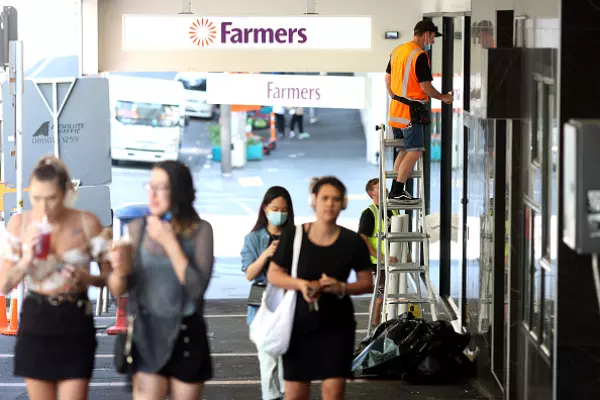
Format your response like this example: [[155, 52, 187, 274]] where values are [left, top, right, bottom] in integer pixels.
[[367, 123, 438, 338]]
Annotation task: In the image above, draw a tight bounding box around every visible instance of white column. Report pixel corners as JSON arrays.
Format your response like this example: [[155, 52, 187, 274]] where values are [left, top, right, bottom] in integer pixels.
[[80, 0, 99, 75], [361, 73, 387, 165], [231, 111, 247, 168]]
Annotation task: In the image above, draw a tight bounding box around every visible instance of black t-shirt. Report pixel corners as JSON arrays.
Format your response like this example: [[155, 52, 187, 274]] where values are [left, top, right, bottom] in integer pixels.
[[262, 232, 280, 272], [271, 225, 371, 334], [358, 207, 396, 237], [386, 53, 433, 83]]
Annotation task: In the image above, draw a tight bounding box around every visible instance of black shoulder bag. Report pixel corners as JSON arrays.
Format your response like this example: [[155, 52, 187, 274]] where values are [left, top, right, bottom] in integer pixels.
[[114, 218, 146, 374], [392, 94, 431, 125]]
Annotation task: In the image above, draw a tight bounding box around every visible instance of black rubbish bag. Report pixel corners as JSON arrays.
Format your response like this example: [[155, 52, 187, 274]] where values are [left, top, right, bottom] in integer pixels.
[[352, 312, 473, 384]]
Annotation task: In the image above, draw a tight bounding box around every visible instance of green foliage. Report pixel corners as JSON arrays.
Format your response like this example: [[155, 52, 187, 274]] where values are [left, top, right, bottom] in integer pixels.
[[209, 125, 263, 148], [246, 136, 262, 146], [208, 124, 221, 147]]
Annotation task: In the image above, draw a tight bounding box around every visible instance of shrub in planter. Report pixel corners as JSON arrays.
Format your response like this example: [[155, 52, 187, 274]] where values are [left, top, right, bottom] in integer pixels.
[[246, 136, 264, 161]]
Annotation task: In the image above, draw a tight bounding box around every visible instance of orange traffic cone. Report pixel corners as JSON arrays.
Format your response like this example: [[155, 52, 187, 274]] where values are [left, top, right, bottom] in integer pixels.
[[0, 295, 8, 330], [0, 295, 18, 336], [107, 295, 128, 335]]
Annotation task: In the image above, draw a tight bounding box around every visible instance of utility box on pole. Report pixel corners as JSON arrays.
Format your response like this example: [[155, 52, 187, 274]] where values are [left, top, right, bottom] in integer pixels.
[[0, 6, 18, 67]]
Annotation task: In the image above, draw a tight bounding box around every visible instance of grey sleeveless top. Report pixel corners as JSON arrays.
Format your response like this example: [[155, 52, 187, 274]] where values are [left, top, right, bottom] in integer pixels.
[[126, 217, 214, 372]]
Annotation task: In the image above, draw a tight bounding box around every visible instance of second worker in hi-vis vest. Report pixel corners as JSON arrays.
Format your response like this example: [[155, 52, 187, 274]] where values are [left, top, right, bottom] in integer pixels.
[[358, 178, 398, 327], [385, 19, 454, 203]]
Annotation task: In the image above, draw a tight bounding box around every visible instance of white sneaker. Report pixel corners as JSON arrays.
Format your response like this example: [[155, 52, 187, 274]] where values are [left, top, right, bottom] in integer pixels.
[[289, 130, 296, 138], [310, 117, 318, 124]]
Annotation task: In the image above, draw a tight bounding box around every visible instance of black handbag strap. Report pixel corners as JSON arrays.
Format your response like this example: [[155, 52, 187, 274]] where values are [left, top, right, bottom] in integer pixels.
[[126, 217, 147, 318]]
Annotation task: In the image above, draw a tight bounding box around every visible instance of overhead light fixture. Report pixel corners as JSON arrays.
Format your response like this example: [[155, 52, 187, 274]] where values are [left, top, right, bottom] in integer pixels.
[[179, 0, 193, 15]]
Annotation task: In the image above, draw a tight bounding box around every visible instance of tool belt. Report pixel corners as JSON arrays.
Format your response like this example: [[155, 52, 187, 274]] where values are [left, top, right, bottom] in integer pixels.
[[28, 291, 89, 307], [392, 94, 431, 125]]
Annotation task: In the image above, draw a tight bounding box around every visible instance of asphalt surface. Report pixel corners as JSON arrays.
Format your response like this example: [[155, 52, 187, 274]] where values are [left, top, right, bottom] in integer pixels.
[[0, 109, 489, 399]]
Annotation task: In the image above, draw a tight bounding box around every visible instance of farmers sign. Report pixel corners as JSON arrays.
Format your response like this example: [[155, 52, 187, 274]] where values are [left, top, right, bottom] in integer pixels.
[[122, 15, 372, 50]]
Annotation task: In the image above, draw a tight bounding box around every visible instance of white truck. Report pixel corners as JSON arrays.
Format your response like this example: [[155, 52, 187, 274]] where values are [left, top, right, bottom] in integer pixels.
[[108, 75, 187, 163], [175, 72, 216, 119]]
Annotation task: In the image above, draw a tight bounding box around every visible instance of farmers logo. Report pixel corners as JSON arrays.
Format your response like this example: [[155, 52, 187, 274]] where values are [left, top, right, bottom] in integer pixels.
[[189, 18, 308, 47], [189, 18, 217, 47]]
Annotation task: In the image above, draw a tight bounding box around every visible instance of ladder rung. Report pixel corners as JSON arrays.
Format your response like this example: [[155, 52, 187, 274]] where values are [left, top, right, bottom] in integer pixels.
[[386, 232, 428, 242], [387, 263, 426, 273], [384, 170, 422, 179], [387, 299, 431, 305], [383, 139, 405, 147], [384, 200, 423, 211], [385, 293, 431, 304]]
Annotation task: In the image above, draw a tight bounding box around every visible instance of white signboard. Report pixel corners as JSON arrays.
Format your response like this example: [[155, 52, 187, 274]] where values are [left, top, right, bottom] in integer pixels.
[[122, 15, 372, 51], [206, 74, 366, 109]]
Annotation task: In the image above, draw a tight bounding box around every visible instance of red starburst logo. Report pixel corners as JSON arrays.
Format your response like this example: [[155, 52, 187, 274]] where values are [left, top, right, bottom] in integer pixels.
[[189, 18, 217, 47]]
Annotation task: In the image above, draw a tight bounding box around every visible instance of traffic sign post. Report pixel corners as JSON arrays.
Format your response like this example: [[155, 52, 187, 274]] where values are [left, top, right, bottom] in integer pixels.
[[0, 7, 25, 319]]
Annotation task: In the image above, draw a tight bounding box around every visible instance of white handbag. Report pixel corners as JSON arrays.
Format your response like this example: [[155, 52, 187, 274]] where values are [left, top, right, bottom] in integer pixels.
[[249, 224, 303, 356]]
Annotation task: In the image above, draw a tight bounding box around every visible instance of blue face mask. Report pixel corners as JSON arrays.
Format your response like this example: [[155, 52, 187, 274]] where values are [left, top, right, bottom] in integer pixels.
[[267, 211, 288, 226], [424, 43, 432, 51]]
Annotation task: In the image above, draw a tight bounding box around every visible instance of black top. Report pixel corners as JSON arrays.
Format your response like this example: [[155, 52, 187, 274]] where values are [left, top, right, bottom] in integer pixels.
[[357, 206, 396, 237], [271, 225, 371, 334], [386, 53, 433, 83]]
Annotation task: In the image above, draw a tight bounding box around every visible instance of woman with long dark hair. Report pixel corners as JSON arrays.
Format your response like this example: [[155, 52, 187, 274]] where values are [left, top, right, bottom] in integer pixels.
[[268, 176, 373, 400], [108, 160, 214, 400], [241, 186, 294, 400]]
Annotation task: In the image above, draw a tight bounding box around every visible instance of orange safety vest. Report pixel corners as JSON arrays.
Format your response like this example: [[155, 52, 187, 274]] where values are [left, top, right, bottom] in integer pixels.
[[388, 41, 429, 129]]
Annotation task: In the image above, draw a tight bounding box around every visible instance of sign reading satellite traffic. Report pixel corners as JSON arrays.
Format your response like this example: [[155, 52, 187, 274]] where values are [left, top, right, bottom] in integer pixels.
[[1, 77, 112, 187]]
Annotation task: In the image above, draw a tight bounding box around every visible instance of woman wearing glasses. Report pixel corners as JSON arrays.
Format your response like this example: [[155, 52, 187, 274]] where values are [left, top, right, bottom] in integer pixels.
[[107, 160, 214, 400]]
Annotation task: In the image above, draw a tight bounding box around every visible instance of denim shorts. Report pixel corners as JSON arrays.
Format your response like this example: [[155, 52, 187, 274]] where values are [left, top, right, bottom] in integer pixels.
[[392, 123, 426, 152]]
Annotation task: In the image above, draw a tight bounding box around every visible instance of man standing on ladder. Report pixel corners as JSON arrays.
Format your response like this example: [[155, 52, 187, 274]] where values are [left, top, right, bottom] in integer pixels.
[[385, 19, 453, 203], [358, 178, 398, 327]]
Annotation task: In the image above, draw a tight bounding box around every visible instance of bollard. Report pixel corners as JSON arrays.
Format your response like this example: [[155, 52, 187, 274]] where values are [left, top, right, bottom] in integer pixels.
[[105, 204, 149, 335]]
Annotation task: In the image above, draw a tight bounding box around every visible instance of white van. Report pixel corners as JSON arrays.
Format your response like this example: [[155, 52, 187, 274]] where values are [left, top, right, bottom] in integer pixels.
[[175, 72, 216, 119], [108, 75, 187, 163]]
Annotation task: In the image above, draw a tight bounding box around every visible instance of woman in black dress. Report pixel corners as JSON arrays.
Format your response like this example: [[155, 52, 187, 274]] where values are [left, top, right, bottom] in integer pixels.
[[108, 161, 214, 400], [268, 176, 373, 400]]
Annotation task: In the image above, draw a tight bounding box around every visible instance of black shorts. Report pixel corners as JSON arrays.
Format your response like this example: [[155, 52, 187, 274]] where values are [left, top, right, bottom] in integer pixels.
[[14, 293, 97, 381]]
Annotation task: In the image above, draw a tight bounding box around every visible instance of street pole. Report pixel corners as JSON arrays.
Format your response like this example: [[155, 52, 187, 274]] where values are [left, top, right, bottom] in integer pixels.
[[11, 40, 25, 315], [220, 104, 232, 177]]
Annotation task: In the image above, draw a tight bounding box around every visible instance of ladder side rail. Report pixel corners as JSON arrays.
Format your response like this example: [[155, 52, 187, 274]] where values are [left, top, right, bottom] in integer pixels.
[[420, 154, 438, 320], [380, 124, 391, 325], [367, 124, 387, 337]]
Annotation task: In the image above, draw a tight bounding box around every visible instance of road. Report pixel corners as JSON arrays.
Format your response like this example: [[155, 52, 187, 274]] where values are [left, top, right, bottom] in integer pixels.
[[0, 109, 488, 399]]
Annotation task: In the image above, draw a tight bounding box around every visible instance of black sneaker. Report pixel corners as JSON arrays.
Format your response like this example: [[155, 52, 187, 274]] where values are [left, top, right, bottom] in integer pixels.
[[389, 190, 420, 203]]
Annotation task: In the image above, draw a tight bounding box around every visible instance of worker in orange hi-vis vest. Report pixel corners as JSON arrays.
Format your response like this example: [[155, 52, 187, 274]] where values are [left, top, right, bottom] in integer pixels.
[[385, 20, 454, 203]]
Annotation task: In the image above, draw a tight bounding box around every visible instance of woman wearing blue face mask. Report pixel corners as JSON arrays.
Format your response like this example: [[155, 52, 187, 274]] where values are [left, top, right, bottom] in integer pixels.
[[241, 186, 294, 400]]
